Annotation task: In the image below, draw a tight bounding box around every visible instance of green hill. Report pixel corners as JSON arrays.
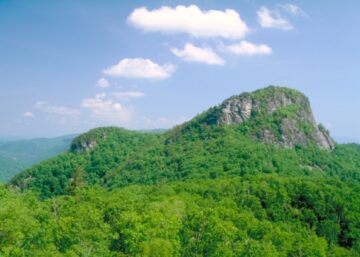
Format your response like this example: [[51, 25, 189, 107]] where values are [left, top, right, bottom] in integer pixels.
[[11, 86, 360, 197], [0, 134, 76, 182], [4, 86, 360, 256]]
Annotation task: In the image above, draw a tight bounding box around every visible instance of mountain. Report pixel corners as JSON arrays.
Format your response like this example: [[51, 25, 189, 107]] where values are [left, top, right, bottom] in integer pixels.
[[195, 86, 334, 150], [4, 86, 360, 256], [10, 86, 360, 197], [0, 134, 76, 181]]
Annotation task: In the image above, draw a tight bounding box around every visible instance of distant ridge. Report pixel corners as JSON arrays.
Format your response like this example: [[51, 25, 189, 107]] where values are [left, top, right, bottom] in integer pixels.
[[0, 134, 76, 181]]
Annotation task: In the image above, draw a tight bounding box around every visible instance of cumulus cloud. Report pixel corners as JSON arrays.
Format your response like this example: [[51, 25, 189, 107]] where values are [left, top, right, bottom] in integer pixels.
[[81, 93, 133, 124], [103, 58, 175, 79], [222, 41, 272, 56], [97, 78, 110, 88], [257, 6, 293, 30], [171, 43, 225, 65], [112, 91, 145, 100], [127, 5, 249, 39], [23, 112, 34, 118], [278, 3, 306, 16]]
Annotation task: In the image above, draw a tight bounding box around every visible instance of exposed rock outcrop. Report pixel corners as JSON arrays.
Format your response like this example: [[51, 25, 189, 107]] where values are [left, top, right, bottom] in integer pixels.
[[202, 86, 335, 150]]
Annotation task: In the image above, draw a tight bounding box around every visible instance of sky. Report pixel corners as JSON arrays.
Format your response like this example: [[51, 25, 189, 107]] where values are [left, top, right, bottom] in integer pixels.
[[0, 0, 359, 140]]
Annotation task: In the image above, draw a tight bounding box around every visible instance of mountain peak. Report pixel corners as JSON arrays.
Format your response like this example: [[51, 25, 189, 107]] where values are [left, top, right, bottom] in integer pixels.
[[197, 86, 334, 150]]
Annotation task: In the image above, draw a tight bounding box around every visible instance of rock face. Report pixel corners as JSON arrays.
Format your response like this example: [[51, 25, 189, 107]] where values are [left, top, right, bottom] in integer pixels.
[[203, 86, 335, 150], [70, 139, 97, 153], [70, 127, 109, 153]]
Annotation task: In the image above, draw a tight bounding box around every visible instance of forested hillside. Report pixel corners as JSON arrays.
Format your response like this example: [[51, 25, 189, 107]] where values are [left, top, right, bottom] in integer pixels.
[[2, 176, 360, 256], [3, 86, 360, 256]]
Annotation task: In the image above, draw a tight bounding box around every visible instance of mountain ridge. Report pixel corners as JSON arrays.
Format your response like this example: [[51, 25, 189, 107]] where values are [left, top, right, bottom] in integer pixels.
[[10, 86, 360, 200]]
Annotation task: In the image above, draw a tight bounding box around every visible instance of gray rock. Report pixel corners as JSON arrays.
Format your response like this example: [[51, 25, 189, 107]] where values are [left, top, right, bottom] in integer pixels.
[[208, 86, 335, 150]]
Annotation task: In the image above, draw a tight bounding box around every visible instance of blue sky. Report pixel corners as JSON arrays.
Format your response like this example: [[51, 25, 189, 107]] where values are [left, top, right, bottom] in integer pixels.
[[1, 0, 359, 140]]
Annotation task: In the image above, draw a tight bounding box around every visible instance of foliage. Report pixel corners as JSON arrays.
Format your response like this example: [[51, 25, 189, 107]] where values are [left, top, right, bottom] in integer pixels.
[[1, 176, 360, 256]]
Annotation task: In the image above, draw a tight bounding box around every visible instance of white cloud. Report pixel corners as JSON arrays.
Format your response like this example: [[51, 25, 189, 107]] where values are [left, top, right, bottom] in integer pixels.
[[171, 43, 225, 65], [223, 41, 272, 56], [42, 106, 81, 116], [35, 101, 47, 109], [103, 58, 175, 79], [81, 93, 133, 124], [278, 3, 306, 16], [128, 5, 249, 39], [23, 112, 34, 118], [257, 6, 293, 30], [112, 91, 145, 100], [97, 78, 110, 88], [34, 101, 81, 125], [35, 101, 80, 116]]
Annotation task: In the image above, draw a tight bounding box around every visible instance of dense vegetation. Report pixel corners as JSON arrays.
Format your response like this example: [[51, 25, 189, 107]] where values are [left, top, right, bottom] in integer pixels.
[[2, 176, 360, 256], [3, 87, 360, 256], [0, 135, 75, 182], [11, 124, 360, 199]]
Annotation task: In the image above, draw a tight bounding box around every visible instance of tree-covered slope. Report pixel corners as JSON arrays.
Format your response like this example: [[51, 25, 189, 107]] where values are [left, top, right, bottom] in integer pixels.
[[2, 176, 360, 256], [10, 127, 159, 197], [0, 134, 75, 182]]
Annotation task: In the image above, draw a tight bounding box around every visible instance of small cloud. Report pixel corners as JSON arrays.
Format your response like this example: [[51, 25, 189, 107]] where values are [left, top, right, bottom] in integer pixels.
[[103, 58, 175, 79], [35, 101, 80, 116], [81, 93, 133, 124], [127, 5, 249, 39], [43, 106, 81, 116], [97, 78, 110, 88], [112, 91, 145, 100], [257, 6, 293, 30], [222, 41, 272, 56], [34, 101, 81, 125], [278, 3, 306, 17], [35, 101, 47, 109], [171, 43, 225, 65], [23, 112, 34, 118]]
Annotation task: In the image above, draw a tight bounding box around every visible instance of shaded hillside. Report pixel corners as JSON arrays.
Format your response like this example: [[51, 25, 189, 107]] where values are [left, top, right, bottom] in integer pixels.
[[0, 155, 24, 182], [0, 134, 75, 181]]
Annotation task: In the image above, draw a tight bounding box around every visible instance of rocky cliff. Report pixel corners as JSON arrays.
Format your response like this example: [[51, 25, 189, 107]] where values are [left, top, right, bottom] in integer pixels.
[[197, 86, 334, 150]]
